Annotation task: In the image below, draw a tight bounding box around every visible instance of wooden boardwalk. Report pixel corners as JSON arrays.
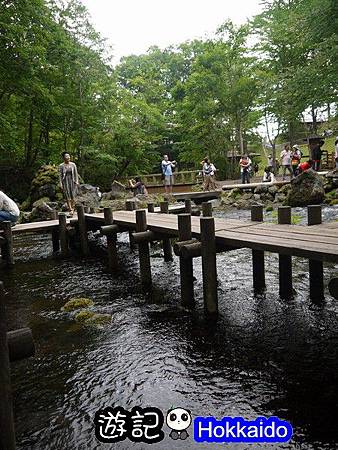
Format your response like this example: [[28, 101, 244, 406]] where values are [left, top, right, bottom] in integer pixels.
[[86, 210, 338, 263]]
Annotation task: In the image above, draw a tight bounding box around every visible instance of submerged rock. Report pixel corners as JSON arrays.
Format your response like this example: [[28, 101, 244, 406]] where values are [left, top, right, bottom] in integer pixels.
[[286, 170, 324, 207], [62, 297, 94, 312], [75, 310, 95, 322]]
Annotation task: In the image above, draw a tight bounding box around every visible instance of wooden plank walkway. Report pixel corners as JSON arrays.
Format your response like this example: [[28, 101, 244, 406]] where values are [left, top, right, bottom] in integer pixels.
[[222, 180, 289, 191], [85, 211, 338, 263], [172, 191, 221, 201]]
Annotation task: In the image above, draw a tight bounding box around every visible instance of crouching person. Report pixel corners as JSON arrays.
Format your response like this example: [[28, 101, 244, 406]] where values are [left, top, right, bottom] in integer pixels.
[[0, 190, 20, 224]]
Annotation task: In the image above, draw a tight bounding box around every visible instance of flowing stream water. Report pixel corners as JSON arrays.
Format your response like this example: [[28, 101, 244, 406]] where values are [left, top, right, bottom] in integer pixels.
[[2, 206, 338, 450]]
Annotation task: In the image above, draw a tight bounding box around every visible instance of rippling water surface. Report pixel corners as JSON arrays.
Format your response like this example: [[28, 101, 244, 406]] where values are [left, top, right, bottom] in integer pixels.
[[2, 206, 338, 449]]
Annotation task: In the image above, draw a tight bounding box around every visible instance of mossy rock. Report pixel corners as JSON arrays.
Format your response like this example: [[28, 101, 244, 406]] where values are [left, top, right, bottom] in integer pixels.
[[75, 310, 95, 323], [85, 313, 111, 326], [229, 188, 242, 199], [21, 197, 32, 211], [330, 199, 338, 206], [62, 297, 94, 312], [33, 197, 51, 208], [266, 205, 274, 212]]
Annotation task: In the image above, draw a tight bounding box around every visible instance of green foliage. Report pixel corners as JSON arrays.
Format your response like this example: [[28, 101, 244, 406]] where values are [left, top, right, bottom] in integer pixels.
[[0, 0, 336, 197]]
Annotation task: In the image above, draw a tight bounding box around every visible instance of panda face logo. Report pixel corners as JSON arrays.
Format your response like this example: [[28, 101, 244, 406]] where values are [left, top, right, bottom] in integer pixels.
[[166, 408, 192, 440]]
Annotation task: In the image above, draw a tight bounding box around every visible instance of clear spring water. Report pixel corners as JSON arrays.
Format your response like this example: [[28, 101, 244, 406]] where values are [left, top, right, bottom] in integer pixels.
[[2, 206, 338, 449]]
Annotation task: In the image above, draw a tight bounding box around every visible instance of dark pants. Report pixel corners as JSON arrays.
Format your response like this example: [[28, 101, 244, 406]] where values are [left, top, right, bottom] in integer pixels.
[[241, 170, 250, 184], [312, 160, 320, 171]]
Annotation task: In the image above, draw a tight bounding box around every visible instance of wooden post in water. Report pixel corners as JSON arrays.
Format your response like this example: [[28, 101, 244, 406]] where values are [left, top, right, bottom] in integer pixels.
[[125, 201, 136, 250], [104, 207, 118, 272], [278, 206, 293, 299], [0, 282, 16, 450], [200, 217, 218, 317], [76, 204, 89, 256], [136, 210, 152, 290], [251, 205, 265, 293], [202, 202, 213, 217], [185, 199, 192, 214], [308, 205, 324, 301], [2, 222, 14, 267], [178, 214, 194, 307], [160, 201, 173, 261], [51, 221, 60, 253], [147, 203, 155, 213], [58, 212, 68, 257]]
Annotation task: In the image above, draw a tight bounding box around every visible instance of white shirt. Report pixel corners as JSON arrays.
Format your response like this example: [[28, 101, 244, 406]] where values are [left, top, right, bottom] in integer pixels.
[[0, 191, 20, 217], [280, 150, 291, 166]]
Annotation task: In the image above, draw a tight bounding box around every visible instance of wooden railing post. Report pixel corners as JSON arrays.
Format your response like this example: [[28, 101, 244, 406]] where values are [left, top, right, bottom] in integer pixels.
[[125, 201, 136, 250], [200, 217, 218, 317], [147, 203, 155, 213], [0, 281, 16, 450], [76, 204, 89, 256], [160, 201, 173, 262], [308, 205, 324, 301], [58, 213, 68, 257], [202, 201, 213, 217], [104, 207, 118, 272], [1, 222, 14, 267], [278, 206, 293, 299], [136, 210, 152, 290], [185, 199, 192, 214], [251, 205, 265, 293], [178, 214, 194, 307]]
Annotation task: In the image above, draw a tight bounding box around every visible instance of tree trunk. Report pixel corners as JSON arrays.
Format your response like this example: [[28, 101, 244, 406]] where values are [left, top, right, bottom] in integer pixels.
[[25, 107, 34, 167]]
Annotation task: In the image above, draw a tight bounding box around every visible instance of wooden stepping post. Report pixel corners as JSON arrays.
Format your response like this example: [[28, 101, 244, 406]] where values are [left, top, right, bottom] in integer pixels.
[[104, 207, 118, 272], [147, 203, 155, 213], [178, 214, 194, 307], [76, 204, 89, 256], [1, 222, 14, 267], [200, 217, 218, 317], [278, 206, 293, 299], [136, 210, 152, 290], [7, 328, 35, 362], [125, 201, 136, 250], [58, 212, 68, 257], [160, 201, 173, 261], [185, 199, 192, 214], [51, 218, 60, 254], [308, 205, 324, 302], [202, 201, 213, 217], [251, 205, 265, 293], [0, 282, 16, 450]]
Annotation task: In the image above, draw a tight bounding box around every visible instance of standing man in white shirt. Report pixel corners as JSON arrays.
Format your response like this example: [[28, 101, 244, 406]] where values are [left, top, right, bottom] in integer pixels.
[[280, 144, 293, 180], [0, 190, 20, 223], [161, 154, 176, 194]]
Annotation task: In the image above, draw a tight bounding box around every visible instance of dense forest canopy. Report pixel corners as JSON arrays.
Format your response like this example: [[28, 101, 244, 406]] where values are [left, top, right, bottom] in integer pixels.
[[0, 0, 337, 190]]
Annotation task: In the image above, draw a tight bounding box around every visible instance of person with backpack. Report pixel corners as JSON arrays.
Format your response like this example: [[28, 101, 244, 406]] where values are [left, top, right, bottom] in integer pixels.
[[161, 154, 176, 194], [201, 157, 213, 191]]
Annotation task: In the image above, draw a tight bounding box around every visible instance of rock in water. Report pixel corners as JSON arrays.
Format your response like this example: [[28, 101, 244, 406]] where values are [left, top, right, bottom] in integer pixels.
[[286, 169, 324, 207]]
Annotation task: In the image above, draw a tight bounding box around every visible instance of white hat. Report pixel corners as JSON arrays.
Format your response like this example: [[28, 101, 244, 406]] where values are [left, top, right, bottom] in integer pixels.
[[292, 144, 300, 149]]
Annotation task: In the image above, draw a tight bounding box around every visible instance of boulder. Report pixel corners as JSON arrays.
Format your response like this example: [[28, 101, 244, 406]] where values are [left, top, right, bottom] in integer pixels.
[[254, 185, 269, 195], [111, 180, 126, 196], [38, 183, 56, 200], [279, 184, 291, 194], [76, 184, 101, 208], [268, 185, 278, 196], [29, 202, 55, 221], [286, 169, 325, 207]]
